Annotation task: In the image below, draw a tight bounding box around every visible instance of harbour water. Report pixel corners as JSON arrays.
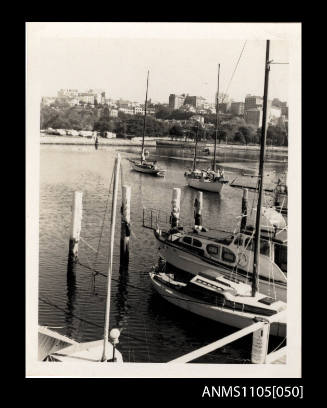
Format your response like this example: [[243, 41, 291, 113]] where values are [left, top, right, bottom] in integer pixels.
[[39, 144, 287, 363]]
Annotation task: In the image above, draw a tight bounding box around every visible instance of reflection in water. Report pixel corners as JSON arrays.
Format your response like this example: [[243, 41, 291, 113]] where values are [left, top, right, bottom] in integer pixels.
[[115, 265, 130, 330], [66, 261, 77, 339]]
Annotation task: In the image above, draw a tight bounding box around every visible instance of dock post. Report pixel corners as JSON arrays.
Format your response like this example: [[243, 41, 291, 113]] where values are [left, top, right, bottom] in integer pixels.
[[68, 191, 83, 264], [120, 185, 131, 268], [170, 188, 181, 229], [194, 191, 203, 231], [251, 321, 270, 364], [240, 188, 248, 232]]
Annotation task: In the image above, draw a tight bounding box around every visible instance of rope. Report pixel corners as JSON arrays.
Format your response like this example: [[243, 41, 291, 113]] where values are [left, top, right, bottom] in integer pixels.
[[269, 336, 287, 355], [80, 236, 98, 254]]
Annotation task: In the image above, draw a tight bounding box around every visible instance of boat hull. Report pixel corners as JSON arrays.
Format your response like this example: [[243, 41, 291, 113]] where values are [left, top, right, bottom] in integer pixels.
[[150, 273, 286, 337], [186, 176, 225, 193], [131, 162, 165, 176], [156, 235, 286, 303]]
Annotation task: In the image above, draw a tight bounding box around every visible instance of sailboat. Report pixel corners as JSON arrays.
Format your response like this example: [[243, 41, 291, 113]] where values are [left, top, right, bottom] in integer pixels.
[[39, 155, 123, 362], [149, 41, 287, 336], [129, 70, 166, 177], [184, 64, 228, 193]]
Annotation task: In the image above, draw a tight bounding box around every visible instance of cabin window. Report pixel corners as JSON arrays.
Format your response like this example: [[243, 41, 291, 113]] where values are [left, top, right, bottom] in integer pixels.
[[183, 236, 192, 245], [233, 235, 243, 247], [192, 239, 202, 248], [207, 244, 220, 257], [260, 240, 271, 256], [274, 244, 287, 272], [245, 237, 254, 251], [222, 247, 236, 263]]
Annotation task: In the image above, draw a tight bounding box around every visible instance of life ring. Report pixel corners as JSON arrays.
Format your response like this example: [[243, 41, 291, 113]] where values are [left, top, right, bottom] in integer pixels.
[[237, 252, 248, 267]]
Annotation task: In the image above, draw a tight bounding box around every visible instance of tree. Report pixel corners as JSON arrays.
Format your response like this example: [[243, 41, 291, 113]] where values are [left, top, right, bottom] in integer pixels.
[[169, 124, 184, 138], [238, 126, 254, 145], [234, 131, 246, 144]]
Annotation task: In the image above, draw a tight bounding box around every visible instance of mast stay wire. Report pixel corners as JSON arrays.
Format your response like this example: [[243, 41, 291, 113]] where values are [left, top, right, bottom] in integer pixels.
[[221, 40, 247, 105]]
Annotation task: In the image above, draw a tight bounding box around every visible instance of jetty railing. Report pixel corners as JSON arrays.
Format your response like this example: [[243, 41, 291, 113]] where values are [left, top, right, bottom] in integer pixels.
[[168, 311, 286, 364]]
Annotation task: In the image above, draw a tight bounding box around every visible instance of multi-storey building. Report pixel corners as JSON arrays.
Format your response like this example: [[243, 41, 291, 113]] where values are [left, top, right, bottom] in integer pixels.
[[244, 108, 263, 128], [169, 94, 186, 109], [184, 95, 206, 109], [245, 95, 263, 111], [230, 102, 245, 116], [57, 89, 79, 99]]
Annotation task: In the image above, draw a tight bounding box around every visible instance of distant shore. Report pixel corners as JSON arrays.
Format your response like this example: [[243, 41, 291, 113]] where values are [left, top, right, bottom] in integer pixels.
[[40, 134, 288, 154], [40, 134, 157, 146]]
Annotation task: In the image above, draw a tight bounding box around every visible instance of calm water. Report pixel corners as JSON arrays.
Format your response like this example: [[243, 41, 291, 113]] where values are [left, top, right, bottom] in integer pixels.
[[39, 144, 287, 363]]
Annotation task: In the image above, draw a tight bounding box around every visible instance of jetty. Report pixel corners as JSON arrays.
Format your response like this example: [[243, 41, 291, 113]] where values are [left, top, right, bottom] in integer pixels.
[[168, 311, 287, 364]]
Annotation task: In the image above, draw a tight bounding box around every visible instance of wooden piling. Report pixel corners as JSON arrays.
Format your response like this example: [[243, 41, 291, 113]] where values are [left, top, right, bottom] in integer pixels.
[[251, 322, 270, 364], [68, 191, 83, 264], [240, 188, 248, 232], [194, 191, 203, 230], [120, 185, 131, 268], [170, 188, 181, 229]]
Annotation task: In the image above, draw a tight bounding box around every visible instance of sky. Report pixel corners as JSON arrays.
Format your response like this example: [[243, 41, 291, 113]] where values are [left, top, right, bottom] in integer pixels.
[[39, 30, 289, 105]]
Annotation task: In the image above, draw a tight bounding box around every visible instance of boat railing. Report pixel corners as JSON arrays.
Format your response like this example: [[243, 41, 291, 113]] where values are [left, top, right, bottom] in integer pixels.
[[142, 207, 243, 236], [167, 311, 286, 364], [143, 208, 171, 230]]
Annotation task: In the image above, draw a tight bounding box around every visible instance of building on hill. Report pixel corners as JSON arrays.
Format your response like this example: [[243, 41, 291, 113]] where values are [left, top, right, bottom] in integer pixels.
[[245, 95, 263, 111], [230, 102, 245, 116], [41, 96, 56, 106], [190, 115, 204, 125], [169, 94, 186, 109], [184, 95, 206, 109], [109, 109, 119, 118], [57, 89, 79, 99], [245, 108, 262, 128]]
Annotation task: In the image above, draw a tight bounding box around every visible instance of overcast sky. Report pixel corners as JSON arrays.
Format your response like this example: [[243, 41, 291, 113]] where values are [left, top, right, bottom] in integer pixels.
[[39, 30, 289, 104]]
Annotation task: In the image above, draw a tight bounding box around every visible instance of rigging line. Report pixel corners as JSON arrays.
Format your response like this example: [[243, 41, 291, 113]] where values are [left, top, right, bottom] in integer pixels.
[[80, 236, 98, 254], [221, 40, 247, 104], [94, 169, 115, 268], [269, 336, 287, 354], [77, 261, 272, 309]]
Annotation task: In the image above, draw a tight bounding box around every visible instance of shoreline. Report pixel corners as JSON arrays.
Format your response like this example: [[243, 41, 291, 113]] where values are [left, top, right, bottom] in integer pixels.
[[40, 135, 288, 153], [40, 135, 157, 146]]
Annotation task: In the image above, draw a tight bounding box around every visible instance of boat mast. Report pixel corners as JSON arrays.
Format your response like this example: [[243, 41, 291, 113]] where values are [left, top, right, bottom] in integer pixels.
[[192, 125, 199, 171], [252, 40, 270, 297], [213, 63, 220, 172], [141, 70, 149, 163], [102, 153, 120, 361]]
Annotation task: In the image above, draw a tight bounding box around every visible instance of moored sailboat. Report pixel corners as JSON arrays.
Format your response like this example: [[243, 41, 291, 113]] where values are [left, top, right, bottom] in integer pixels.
[[184, 64, 228, 193], [129, 70, 166, 177]]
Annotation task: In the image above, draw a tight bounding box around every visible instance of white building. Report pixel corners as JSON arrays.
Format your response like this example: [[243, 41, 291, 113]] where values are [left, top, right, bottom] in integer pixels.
[[109, 109, 119, 117], [119, 107, 134, 115], [190, 115, 204, 125]]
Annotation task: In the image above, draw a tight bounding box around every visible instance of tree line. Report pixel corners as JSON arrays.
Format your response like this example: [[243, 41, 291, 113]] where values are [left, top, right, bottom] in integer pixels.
[[41, 104, 287, 146]]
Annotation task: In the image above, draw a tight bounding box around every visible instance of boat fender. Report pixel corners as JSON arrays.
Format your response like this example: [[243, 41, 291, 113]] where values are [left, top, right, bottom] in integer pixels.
[[125, 222, 131, 237], [237, 252, 248, 267]]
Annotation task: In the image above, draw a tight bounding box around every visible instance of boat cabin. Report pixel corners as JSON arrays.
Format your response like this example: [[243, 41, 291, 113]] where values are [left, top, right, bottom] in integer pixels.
[[170, 227, 287, 275]]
